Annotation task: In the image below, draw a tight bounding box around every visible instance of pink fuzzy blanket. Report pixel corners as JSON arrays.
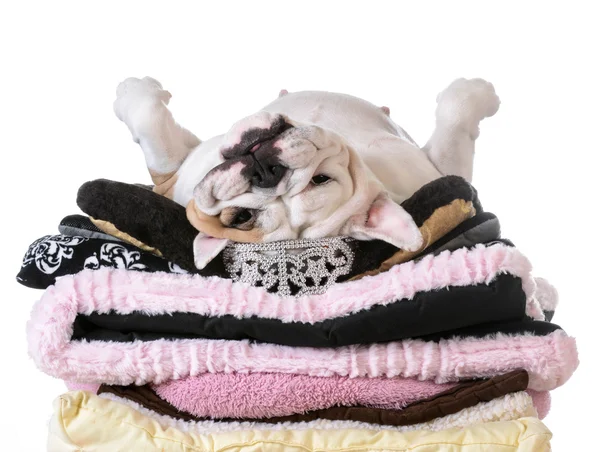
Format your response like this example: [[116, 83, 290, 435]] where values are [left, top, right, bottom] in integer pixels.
[[30, 298, 577, 390], [28, 241, 574, 389], [32, 243, 544, 322]]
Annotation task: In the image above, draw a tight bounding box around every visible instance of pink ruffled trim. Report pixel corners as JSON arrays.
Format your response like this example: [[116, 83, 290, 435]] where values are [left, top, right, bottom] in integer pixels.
[[28, 294, 577, 391], [40, 243, 544, 322]]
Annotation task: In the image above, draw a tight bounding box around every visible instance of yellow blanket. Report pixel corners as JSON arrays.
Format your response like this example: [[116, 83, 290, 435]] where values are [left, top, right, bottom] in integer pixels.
[[48, 391, 552, 452]]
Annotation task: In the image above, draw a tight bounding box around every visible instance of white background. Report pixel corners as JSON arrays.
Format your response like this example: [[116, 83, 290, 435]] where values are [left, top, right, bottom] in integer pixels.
[[1, 1, 597, 450]]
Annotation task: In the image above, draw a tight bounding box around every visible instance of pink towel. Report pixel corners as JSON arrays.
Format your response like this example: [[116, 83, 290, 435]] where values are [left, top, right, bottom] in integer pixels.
[[152, 373, 457, 419], [64, 377, 551, 420], [63, 377, 551, 420]]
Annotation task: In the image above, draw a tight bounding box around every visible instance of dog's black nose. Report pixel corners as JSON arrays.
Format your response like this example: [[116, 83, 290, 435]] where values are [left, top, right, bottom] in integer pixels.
[[221, 116, 293, 189], [251, 161, 286, 188], [249, 137, 288, 188]]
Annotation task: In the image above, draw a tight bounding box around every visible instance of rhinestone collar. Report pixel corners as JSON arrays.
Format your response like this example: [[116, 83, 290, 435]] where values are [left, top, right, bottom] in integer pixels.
[[223, 237, 354, 297]]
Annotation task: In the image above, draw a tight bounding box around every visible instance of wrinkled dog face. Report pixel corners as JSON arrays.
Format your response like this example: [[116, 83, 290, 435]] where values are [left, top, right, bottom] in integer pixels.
[[186, 112, 422, 268], [191, 112, 359, 239]]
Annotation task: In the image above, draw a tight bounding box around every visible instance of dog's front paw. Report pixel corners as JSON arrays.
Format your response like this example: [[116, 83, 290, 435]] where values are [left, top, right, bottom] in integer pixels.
[[435, 78, 500, 135], [114, 76, 171, 123]]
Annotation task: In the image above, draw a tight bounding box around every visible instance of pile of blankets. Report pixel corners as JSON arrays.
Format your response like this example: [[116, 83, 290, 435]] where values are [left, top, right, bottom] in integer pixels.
[[19, 176, 578, 451]]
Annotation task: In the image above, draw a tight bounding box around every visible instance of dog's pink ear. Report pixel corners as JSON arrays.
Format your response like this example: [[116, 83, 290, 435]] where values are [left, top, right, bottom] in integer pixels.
[[343, 193, 423, 250], [193, 233, 230, 270]]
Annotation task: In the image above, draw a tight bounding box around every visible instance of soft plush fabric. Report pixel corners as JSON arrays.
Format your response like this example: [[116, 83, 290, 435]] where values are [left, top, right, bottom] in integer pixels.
[[534, 277, 559, 321], [356, 197, 475, 277], [16, 234, 188, 290], [90, 217, 164, 255], [132, 376, 458, 420], [99, 370, 528, 425], [30, 242, 556, 347], [100, 390, 541, 435], [414, 211, 500, 259], [76, 175, 482, 277], [49, 391, 552, 451], [37, 242, 544, 323], [354, 197, 474, 278], [64, 381, 100, 393], [73, 315, 562, 347], [77, 179, 222, 274], [17, 220, 503, 297], [258, 370, 529, 426], [58, 214, 121, 242], [72, 273, 530, 346], [345, 175, 484, 280], [159, 374, 457, 418], [149, 371, 542, 420], [64, 378, 551, 420], [28, 284, 577, 389], [529, 390, 551, 419]]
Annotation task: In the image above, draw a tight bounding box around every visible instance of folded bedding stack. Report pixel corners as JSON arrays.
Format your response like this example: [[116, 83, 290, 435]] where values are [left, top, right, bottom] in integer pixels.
[[19, 175, 577, 451]]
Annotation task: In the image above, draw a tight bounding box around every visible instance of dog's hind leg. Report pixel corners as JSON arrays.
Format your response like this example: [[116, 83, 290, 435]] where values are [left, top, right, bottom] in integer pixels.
[[422, 78, 500, 182], [113, 77, 201, 190]]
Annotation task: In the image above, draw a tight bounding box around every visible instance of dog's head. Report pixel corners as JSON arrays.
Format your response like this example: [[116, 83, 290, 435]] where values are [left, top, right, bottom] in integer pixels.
[[187, 111, 422, 269]]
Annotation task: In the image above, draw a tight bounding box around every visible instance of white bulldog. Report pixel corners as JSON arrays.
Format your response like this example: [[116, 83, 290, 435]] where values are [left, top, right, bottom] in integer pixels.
[[114, 77, 499, 269]]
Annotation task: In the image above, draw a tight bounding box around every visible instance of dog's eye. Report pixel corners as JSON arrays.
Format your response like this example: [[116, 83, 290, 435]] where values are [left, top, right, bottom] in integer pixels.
[[221, 207, 257, 231], [311, 174, 331, 185], [231, 209, 254, 227]]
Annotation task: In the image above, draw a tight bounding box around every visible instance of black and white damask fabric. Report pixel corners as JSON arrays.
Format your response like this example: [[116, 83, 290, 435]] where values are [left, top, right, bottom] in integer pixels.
[[84, 242, 148, 271], [17, 234, 187, 289], [22, 235, 89, 275]]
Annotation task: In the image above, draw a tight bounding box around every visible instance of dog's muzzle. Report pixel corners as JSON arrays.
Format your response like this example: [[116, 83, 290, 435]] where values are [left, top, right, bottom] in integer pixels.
[[221, 115, 293, 189], [247, 148, 287, 189]]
